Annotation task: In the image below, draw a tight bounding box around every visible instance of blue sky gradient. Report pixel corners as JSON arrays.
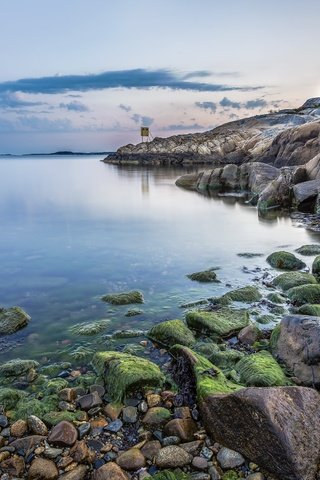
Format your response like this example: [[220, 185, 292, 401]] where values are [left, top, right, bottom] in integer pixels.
[[0, 0, 319, 153]]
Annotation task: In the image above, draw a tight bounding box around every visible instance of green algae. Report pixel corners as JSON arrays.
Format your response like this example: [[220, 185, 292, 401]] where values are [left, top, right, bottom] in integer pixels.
[[142, 406, 172, 424], [272, 272, 317, 291], [0, 306, 31, 335], [256, 314, 275, 325], [40, 362, 71, 377], [147, 470, 191, 480], [92, 351, 164, 402], [216, 286, 262, 305], [209, 349, 245, 371], [222, 472, 239, 480], [0, 388, 27, 410], [298, 304, 320, 316], [295, 244, 320, 256], [44, 378, 68, 394], [0, 359, 39, 378], [236, 351, 289, 387], [312, 255, 320, 278], [266, 292, 286, 304], [269, 324, 281, 352], [148, 319, 196, 348], [287, 284, 320, 305], [101, 290, 144, 305], [69, 319, 110, 335], [13, 395, 59, 420], [266, 251, 306, 270], [43, 410, 86, 426], [186, 308, 249, 339], [125, 309, 144, 317], [194, 341, 220, 359], [68, 345, 95, 361], [75, 373, 99, 389], [187, 268, 218, 283]]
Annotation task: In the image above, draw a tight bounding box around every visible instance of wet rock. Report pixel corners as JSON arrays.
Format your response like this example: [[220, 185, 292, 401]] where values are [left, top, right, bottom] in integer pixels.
[[0, 358, 39, 377], [57, 465, 87, 480], [174, 406, 191, 419], [192, 455, 209, 470], [28, 457, 58, 479], [142, 407, 171, 425], [146, 393, 161, 407], [155, 445, 192, 468], [141, 440, 161, 460], [116, 448, 146, 470], [93, 461, 128, 480], [122, 406, 138, 423], [148, 319, 196, 348], [101, 290, 144, 305], [187, 268, 219, 283], [28, 415, 48, 436], [104, 419, 123, 432], [0, 415, 8, 427], [59, 388, 77, 402], [10, 419, 27, 437], [0, 454, 25, 476], [43, 443, 63, 459], [10, 435, 45, 457], [77, 392, 102, 411], [247, 474, 265, 480], [238, 324, 261, 346], [180, 440, 203, 455], [0, 306, 31, 335], [266, 251, 306, 270], [217, 447, 245, 468], [78, 422, 91, 439], [186, 308, 249, 339], [104, 402, 122, 421], [163, 418, 198, 442], [162, 436, 180, 446], [90, 385, 106, 397], [47, 421, 78, 447], [70, 440, 90, 463], [208, 465, 221, 480]]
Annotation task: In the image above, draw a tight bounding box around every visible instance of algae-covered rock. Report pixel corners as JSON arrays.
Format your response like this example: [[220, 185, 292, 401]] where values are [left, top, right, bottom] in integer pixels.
[[287, 284, 320, 305], [296, 244, 320, 256], [13, 395, 59, 420], [101, 290, 144, 305], [186, 308, 249, 339], [69, 319, 110, 335], [187, 268, 218, 283], [125, 309, 143, 317], [92, 351, 164, 402], [0, 359, 39, 378], [112, 329, 146, 339], [0, 388, 27, 410], [236, 351, 290, 387], [266, 292, 286, 304], [256, 314, 275, 325], [209, 349, 245, 371], [147, 469, 191, 480], [298, 304, 320, 316], [272, 271, 317, 291], [69, 345, 95, 361], [312, 255, 320, 277], [217, 286, 262, 304], [0, 306, 31, 335], [269, 324, 281, 352], [222, 472, 239, 480], [148, 319, 196, 348], [40, 363, 71, 377], [43, 410, 86, 426], [44, 378, 68, 394], [266, 251, 306, 270]]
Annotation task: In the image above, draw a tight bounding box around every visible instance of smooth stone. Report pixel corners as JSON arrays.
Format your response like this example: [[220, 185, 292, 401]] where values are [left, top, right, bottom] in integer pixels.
[[208, 465, 221, 480], [217, 447, 245, 468], [155, 445, 192, 468], [181, 440, 203, 455], [104, 419, 123, 432], [90, 385, 106, 397], [47, 421, 78, 447], [192, 456, 209, 470], [10, 419, 27, 438], [77, 392, 102, 411], [141, 440, 161, 460], [78, 422, 91, 439], [0, 415, 8, 428], [43, 444, 63, 459], [163, 418, 197, 442], [162, 435, 180, 446], [116, 448, 146, 470], [28, 457, 58, 479], [59, 388, 77, 402], [104, 403, 122, 421], [93, 461, 128, 480], [10, 435, 45, 457], [142, 407, 171, 425], [57, 465, 88, 480], [28, 415, 48, 436], [122, 406, 138, 423]]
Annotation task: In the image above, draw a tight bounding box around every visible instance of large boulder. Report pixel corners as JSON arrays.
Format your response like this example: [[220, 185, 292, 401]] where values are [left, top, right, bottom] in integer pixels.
[[266, 251, 306, 270], [0, 307, 30, 335], [292, 179, 320, 206], [305, 153, 320, 180], [186, 308, 249, 339], [239, 162, 279, 194], [148, 319, 196, 348], [257, 167, 294, 211], [271, 314, 320, 386], [200, 386, 320, 480]]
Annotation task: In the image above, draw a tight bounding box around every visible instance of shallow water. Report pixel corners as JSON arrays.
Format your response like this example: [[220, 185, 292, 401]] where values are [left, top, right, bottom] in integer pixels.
[[0, 155, 319, 363]]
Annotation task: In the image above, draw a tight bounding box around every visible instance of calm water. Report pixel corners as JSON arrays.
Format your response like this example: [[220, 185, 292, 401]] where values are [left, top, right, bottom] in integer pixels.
[[0, 155, 319, 363]]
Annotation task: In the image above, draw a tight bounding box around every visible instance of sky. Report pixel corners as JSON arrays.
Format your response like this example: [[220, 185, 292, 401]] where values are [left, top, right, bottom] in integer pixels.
[[0, 0, 320, 154]]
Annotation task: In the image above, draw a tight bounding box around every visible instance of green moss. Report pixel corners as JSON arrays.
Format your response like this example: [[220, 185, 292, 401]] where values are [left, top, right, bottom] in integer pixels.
[[256, 314, 275, 325], [312, 255, 320, 278], [287, 284, 320, 305], [236, 351, 289, 387], [266, 292, 286, 304], [148, 319, 196, 348], [186, 308, 249, 339], [216, 286, 262, 305], [272, 305, 285, 315], [44, 378, 68, 394], [148, 470, 191, 480], [298, 304, 320, 316], [222, 471, 239, 480], [13, 395, 59, 420], [0, 388, 27, 410], [69, 345, 95, 361], [209, 349, 245, 371], [295, 245, 320, 256], [75, 373, 99, 389], [42, 410, 86, 426], [0, 306, 31, 335], [194, 341, 220, 358], [269, 324, 281, 352], [101, 290, 144, 305], [0, 359, 39, 378], [112, 329, 145, 339], [142, 407, 172, 424], [92, 351, 164, 402], [125, 309, 143, 317], [273, 272, 317, 291], [187, 268, 218, 283], [69, 319, 110, 335], [40, 362, 71, 377], [266, 251, 306, 270]]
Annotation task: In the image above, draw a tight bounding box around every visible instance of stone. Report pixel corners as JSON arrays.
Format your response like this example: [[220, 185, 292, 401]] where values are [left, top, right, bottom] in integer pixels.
[[28, 415, 48, 435], [47, 421, 78, 447], [104, 402, 122, 421], [293, 179, 320, 205], [93, 461, 128, 480], [59, 388, 77, 402], [155, 445, 192, 468], [148, 319, 196, 348], [57, 465, 87, 480], [122, 406, 138, 423], [187, 268, 218, 283], [116, 448, 146, 470], [193, 456, 209, 470], [208, 465, 221, 480], [28, 457, 58, 479], [163, 418, 198, 442], [266, 251, 306, 270], [78, 422, 91, 439], [162, 435, 180, 446], [217, 447, 245, 468], [180, 440, 203, 455], [70, 440, 90, 462], [142, 407, 171, 425], [0, 415, 8, 427], [0, 306, 31, 335], [141, 440, 161, 460], [186, 308, 249, 339], [10, 419, 27, 437], [200, 386, 320, 480], [247, 474, 264, 480], [146, 393, 161, 407], [0, 454, 25, 477], [10, 435, 45, 457], [0, 358, 39, 377], [104, 419, 123, 432], [271, 314, 320, 386], [101, 290, 144, 305], [77, 392, 102, 410], [174, 406, 191, 419], [237, 324, 261, 346], [43, 444, 63, 459]]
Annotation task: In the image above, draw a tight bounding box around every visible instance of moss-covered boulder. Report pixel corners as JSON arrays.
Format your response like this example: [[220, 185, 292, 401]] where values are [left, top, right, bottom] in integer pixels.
[[0, 388, 27, 410], [92, 351, 164, 402], [44, 378, 69, 394], [69, 346, 95, 361], [69, 319, 110, 335], [287, 284, 320, 305], [312, 255, 320, 278], [40, 362, 71, 377], [216, 286, 262, 305], [256, 314, 275, 325], [209, 349, 245, 371], [0, 359, 39, 378], [186, 308, 249, 339], [236, 351, 290, 387], [296, 244, 320, 256], [266, 251, 306, 270], [266, 292, 286, 304], [298, 304, 320, 316], [187, 268, 218, 283], [101, 290, 144, 305], [148, 319, 196, 348], [13, 395, 59, 420], [0, 306, 31, 335], [42, 410, 86, 426], [272, 272, 317, 291]]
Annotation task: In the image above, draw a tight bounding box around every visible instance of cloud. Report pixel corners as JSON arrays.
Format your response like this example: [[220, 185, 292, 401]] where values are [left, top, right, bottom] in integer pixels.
[[0, 69, 263, 94], [220, 97, 241, 109], [164, 123, 205, 131], [119, 104, 132, 112], [195, 101, 217, 113], [130, 113, 154, 126], [59, 101, 89, 112], [244, 98, 267, 109], [0, 115, 74, 133], [0, 91, 44, 110]]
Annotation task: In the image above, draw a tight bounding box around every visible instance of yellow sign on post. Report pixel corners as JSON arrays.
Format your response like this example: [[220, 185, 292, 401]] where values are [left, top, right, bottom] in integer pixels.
[[140, 127, 149, 137]]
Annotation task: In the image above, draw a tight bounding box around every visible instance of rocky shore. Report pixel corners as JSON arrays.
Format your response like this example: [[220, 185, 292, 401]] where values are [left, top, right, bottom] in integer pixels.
[[2, 247, 320, 478]]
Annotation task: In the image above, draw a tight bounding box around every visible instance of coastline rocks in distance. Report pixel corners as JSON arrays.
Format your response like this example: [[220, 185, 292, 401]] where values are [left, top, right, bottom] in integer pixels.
[[271, 314, 320, 386], [101, 290, 144, 305], [0, 306, 31, 335]]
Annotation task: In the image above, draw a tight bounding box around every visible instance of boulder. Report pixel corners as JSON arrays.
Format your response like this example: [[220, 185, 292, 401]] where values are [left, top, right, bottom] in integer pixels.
[[116, 448, 146, 470], [266, 251, 306, 270], [93, 462, 128, 480], [239, 162, 279, 194], [28, 457, 58, 479], [0, 359, 39, 378], [220, 164, 239, 189], [287, 284, 320, 305], [257, 167, 294, 211], [101, 290, 144, 305], [155, 445, 192, 468], [148, 319, 196, 348], [305, 153, 320, 180], [200, 386, 320, 480], [47, 421, 78, 447], [186, 308, 249, 339], [235, 351, 289, 387], [187, 268, 218, 283], [0, 306, 31, 335], [272, 271, 317, 291], [295, 244, 320, 256], [293, 179, 320, 205], [271, 314, 320, 386]]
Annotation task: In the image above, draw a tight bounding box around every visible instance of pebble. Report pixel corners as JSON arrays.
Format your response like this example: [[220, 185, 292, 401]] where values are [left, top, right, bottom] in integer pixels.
[[191, 474, 210, 480], [104, 403, 122, 421], [11, 419, 28, 438], [201, 446, 213, 460], [90, 385, 106, 397], [77, 392, 102, 411], [208, 465, 221, 480], [28, 415, 48, 436], [155, 445, 193, 468], [116, 448, 146, 470], [163, 418, 197, 442], [192, 456, 209, 470], [141, 440, 161, 460], [59, 401, 75, 412], [174, 406, 191, 419], [57, 464, 87, 480], [47, 421, 78, 447], [146, 393, 161, 407], [247, 474, 264, 480], [217, 447, 245, 469], [138, 400, 148, 413], [92, 461, 128, 480], [0, 415, 8, 428], [162, 435, 180, 446], [78, 422, 91, 439], [28, 457, 58, 480], [104, 419, 123, 433], [122, 406, 138, 423], [44, 444, 63, 459], [59, 388, 77, 402], [142, 407, 171, 425]]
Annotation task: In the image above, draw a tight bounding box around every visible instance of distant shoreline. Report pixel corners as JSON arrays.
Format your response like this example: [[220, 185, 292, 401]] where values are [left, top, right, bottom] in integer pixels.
[[0, 151, 114, 157]]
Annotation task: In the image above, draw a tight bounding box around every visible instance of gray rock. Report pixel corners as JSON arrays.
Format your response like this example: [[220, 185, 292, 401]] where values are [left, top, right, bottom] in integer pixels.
[[217, 446, 245, 468], [27, 415, 48, 436], [155, 445, 193, 468], [0, 307, 31, 335], [293, 179, 320, 205], [104, 419, 123, 432], [208, 465, 221, 480], [122, 406, 138, 423]]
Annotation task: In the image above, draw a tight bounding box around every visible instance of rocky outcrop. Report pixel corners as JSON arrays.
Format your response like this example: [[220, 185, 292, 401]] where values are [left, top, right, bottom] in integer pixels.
[[104, 98, 320, 167]]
